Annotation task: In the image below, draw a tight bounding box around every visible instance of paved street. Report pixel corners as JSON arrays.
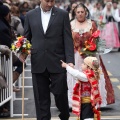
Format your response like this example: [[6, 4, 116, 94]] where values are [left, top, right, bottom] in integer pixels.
[[1, 49, 120, 120], [1, 116, 120, 120]]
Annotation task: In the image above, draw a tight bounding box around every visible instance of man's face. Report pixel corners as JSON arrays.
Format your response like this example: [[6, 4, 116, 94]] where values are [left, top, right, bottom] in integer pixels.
[[40, 0, 55, 12], [113, 3, 117, 9]]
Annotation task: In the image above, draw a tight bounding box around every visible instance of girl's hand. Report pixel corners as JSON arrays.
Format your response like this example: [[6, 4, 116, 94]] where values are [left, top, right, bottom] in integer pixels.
[[60, 60, 68, 68]]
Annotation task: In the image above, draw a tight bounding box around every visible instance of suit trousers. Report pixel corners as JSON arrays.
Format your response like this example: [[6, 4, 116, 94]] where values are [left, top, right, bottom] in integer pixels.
[[32, 69, 70, 120]]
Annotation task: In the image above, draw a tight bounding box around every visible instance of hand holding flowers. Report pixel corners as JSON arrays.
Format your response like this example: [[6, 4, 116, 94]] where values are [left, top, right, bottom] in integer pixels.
[[11, 36, 32, 62]]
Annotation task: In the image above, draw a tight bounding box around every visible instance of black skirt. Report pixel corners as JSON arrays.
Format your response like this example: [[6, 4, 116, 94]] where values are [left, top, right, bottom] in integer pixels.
[[80, 103, 94, 120]]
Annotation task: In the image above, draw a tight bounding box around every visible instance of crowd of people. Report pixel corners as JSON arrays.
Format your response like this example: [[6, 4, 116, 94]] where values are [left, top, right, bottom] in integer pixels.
[[0, 0, 120, 119]]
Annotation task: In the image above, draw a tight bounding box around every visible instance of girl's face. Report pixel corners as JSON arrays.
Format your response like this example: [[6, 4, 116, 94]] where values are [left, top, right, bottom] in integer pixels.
[[75, 6, 86, 22], [81, 63, 88, 71]]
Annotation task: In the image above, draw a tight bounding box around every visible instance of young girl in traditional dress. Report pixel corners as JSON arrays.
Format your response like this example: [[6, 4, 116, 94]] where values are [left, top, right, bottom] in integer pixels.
[[61, 56, 102, 120]]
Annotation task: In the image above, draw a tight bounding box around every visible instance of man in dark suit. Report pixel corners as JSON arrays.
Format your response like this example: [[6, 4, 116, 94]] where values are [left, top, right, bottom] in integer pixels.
[[24, 0, 74, 120]]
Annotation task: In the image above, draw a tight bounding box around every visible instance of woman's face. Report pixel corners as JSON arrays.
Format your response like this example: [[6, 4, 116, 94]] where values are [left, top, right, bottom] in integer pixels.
[[23, 2, 29, 8], [107, 4, 111, 10], [96, 3, 101, 10], [75, 6, 86, 22]]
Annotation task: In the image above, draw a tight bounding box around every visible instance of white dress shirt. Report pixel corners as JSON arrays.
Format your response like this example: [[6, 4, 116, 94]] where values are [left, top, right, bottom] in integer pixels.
[[66, 66, 88, 82], [40, 6, 52, 33]]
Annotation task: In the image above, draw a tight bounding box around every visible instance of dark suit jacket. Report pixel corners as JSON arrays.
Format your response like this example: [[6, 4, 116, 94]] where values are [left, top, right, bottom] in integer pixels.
[[24, 7, 74, 73]]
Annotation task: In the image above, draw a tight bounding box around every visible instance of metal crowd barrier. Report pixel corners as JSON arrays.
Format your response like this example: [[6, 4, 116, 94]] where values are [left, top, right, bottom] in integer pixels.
[[0, 52, 31, 117], [0, 52, 13, 117]]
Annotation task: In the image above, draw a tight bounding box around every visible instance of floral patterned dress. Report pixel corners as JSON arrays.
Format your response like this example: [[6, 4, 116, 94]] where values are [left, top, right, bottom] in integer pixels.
[[67, 19, 115, 109]]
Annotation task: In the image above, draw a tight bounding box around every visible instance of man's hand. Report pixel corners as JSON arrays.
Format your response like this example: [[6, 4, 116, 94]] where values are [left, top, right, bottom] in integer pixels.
[[68, 63, 74, 68], [0, 45, 11, 55]]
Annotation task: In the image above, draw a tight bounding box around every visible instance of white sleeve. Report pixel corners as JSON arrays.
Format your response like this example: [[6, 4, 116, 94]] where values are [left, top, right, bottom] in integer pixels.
[[114, 9, 120, 22], [66, 66, 88, 82]]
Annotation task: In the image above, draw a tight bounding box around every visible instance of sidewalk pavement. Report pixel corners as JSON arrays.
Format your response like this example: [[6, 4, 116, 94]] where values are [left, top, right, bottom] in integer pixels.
[[1, 116, 120, 120]]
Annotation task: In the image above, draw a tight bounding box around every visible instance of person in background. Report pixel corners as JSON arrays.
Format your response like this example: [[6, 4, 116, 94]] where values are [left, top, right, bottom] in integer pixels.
[[113, 1, 120, 51], [0, 1, 24, 92], [91, 2, 103, 22], [113, 1, 118, 10], [85, 0, 93, 13], [69, 2, 77, 21], [101, 2, 120, 48], [11, 5, 24, 36], [19, 1, 30, 12], [19, 8, 27, 27]]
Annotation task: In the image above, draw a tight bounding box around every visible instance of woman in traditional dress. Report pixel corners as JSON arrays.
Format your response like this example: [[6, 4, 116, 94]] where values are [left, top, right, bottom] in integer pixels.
[[67, 3, 115, 113], [100, 2, 120, 48]]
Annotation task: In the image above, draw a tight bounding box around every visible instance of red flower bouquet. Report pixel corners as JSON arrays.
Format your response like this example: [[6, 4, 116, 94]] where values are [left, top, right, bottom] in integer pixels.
[[11, 36, 32, 54], [80, 30, 105, 56]]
